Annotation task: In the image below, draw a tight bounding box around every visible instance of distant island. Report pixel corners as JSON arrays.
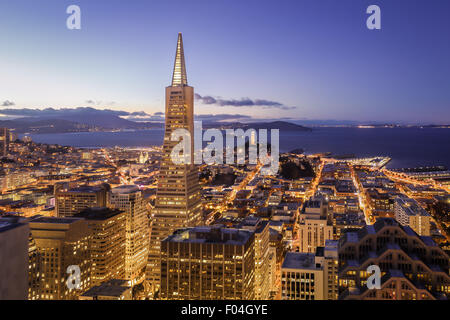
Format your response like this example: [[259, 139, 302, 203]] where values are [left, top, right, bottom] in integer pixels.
[[203, 121, 312, 132], [1, 107, 447, 134], [0, 108, 311, 134]]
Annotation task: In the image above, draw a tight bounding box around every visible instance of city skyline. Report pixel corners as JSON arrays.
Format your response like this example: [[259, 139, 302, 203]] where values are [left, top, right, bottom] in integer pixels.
[[1, 0, 450, 124], [0, 17, 449, 302]]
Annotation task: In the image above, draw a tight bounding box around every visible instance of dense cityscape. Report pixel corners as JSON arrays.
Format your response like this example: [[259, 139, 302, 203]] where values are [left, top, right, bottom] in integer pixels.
[[0, 33, 449, 302]]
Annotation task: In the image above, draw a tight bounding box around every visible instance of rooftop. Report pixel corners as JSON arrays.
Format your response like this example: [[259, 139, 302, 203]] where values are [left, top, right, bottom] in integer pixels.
[[29, 216, 82, 225], [164, 226, 253, 245], [111, 185, 140, 194], [74, 207, 124, 220], [80, 279, 130, 298], [282, 252, 317, 270]]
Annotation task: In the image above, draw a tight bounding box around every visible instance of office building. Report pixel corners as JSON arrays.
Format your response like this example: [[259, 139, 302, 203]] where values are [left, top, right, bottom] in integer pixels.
[[29, 217, 92, 300], [160, 226, 255, 300], [298, 199, 333, 253], [148, 33, 202, 290], [55, 184, 108, 217], [109, 185, 149, 286], [281, 240, 338, 300], [237, 216, 271, 299], [0, 217, 29, 299], [394, 196, 431, 236], [338, 218, 450, 299], [74, 207, 126, 286]]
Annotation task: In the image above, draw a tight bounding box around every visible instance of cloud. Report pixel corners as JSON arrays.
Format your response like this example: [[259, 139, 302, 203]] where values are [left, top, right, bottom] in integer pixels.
[[1, 100, 15, 107], [195, 114, 252, 122], [195, 94, 296, 110], [85, 100, 116, 106], [0, 107, 151, 118]]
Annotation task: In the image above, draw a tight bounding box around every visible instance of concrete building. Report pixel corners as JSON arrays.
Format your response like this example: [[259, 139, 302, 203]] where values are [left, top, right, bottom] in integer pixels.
[[108, 185, 149, 286], [29, 217, 92, 300], [148, 33, 202, 291], [338, 218, 450, 299], [342, 270, 437, 300], [315, 240, 339, 300], [160, 226, 255, 300], [394, 196, 431, 236], [298, 199, 333, 253], [281, 252, 324, 300], [234, 216, 271, 299], [74, 207, 126, 286], [0, 217, 29, 299], [281, 240, 338, 300], [55, 184, 108, 217]]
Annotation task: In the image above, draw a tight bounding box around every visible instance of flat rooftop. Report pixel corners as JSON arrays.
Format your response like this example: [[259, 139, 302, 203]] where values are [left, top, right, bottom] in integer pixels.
[[74, 207, 124, 220], [282, 252, 317, 270], [164, 226, 253, 245], [111, 185, 139, 194], [29, 216, 81, 224], [80, 279, 130, 298]]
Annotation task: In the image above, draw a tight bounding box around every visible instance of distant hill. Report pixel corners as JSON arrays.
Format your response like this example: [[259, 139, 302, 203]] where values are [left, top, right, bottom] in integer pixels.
[[0, 116, 163, 134], [203, 121, 312, 131], [0, 119, 93, 133], [0, 107, 310, 134]]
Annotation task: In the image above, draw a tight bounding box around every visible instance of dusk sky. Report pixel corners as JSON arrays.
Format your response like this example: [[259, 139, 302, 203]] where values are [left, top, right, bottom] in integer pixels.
[[1, 0, 449, 124]]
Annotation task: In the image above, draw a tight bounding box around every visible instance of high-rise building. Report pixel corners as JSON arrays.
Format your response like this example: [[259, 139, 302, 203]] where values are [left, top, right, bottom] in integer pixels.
[[148, 33, 202, 290], [394, 196, 431, 236], [55, 184, 109, 217], [160, 226, 255, 300], [281, 240, 338, 300], [236, 216, 271, 299], [0, 217, 29, 300], [338, 218, 450, 300], [28, 217, 92, 300], [316, 240, 339, 300], [74, 207, 126, 286], [281, 252, 324, 300], [0, 128, 10, 157], [298, 199, 333, 253], [108, 185, 149, 286]]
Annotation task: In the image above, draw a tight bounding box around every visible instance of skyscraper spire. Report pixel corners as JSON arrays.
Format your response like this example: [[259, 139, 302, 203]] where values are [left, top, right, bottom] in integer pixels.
[[171, 33, 188, 86], [148, 33, 201, 293]]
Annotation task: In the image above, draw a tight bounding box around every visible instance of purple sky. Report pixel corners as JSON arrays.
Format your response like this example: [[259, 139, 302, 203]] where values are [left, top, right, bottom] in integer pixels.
[[0, 0, 449, 124]]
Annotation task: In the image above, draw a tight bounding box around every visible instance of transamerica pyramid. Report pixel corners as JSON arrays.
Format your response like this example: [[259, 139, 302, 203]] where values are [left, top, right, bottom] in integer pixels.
[[147, 33, 202, 293]]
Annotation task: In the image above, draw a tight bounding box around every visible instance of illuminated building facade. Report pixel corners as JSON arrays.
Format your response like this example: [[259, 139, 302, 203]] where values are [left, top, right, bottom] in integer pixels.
[[148, 33, 202, 290], [28, 217, 92, 300], [281, 240, 338, 300], [160, 226, 255, 300], [338, 218, 450, 299], [236, 216, 271, 299], [74, 207, 126, 286], [394, 197, 431, 236], [55, 184, 108, 217], [108, 185, 149, 286], [298, 199, 333, 253]]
